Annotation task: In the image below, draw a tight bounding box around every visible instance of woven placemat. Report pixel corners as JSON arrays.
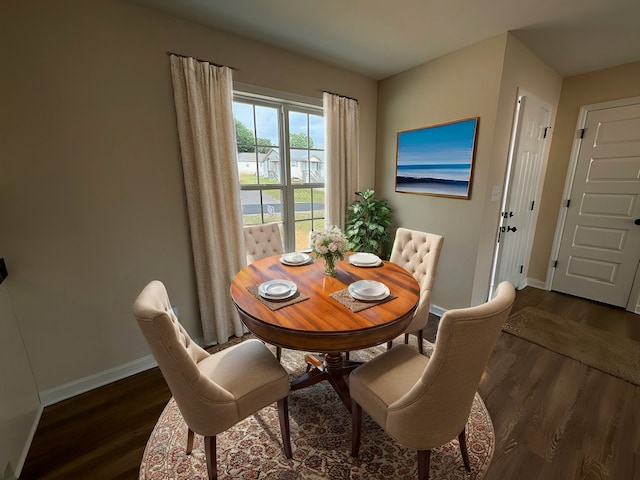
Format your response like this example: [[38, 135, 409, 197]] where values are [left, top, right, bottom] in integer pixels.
[[246, 285, 310, 311], [329, 288, 396, 313]]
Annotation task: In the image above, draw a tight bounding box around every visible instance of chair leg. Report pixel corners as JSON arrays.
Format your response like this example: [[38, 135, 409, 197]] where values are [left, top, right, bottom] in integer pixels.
[[186, 427, 195, 455], [417, 449, 431, 480], [386, 340, 393, 350], [276, 346, 282, 362], [204, 435, 217, 480], [458, 427, 471, 472], [417, 329, 424, 355], [351, 400, 362, 457], [404, 333, 410, 344], [277, 397, 293, 459]]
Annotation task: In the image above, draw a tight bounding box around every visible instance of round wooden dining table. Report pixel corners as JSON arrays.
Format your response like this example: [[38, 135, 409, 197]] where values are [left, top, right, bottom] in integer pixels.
[[230, 253, 420, 411]]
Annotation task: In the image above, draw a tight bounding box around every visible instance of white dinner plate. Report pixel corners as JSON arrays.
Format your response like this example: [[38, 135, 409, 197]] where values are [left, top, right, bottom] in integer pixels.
[[349, 252, 382, 267], [348, 280, 389, 301], [258, 279, 297, 300], [279, 252, 312, 266]]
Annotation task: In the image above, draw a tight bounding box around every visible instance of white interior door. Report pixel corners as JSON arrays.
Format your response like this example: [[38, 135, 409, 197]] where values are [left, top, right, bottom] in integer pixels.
[[552, 101, 640, 307], [492, 91, 551, 290]]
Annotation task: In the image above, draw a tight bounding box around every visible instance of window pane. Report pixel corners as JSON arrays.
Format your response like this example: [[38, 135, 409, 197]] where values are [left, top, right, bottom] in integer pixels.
[[294, 220, 313, 251], [237, 150, 260, 185], [261, 189, 283, 223], [240, 189, 283, 225], [234, 102, 256, 150], [309, 150, 325, 183], [309, 113, 324, 149], [290, 149, 308, 183], [312, 188, 326, 225], [261, 147, 281, 184], [289, 111, 309, 147], [293, 187, 312, 222], [255, 105, 279, 147]]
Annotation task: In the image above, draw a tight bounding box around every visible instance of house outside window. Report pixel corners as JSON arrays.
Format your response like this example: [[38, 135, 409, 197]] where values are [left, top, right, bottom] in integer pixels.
[[233, 92, 325, 252]]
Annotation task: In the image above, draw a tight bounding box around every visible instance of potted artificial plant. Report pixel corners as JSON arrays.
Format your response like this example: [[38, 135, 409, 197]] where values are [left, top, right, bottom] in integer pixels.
[[345, 189, 392, 259]]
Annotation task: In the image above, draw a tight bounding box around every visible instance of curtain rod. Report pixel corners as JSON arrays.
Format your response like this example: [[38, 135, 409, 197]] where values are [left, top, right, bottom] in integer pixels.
[[166, 51, 238, 70], [322, 90, 358, 103]]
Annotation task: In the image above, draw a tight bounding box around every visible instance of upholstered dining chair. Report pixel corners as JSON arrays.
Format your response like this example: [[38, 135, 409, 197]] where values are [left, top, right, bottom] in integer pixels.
[[350, 281, 515, 480], [243, 222, 286, 361], [387, 227, 444, 354], [243, 222, 284, 264], [133, 280, 292, 480]]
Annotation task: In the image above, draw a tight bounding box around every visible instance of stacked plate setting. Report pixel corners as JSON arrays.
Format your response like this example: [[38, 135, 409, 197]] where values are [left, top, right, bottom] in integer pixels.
[[258, 279, 297, 300], [348, 280, 390, 301], [279, 252, 312, 266], [348, 252, 382, 267]]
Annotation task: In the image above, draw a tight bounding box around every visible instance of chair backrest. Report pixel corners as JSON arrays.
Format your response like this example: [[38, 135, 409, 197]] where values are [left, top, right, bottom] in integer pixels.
[[243, 223, 284, 264], [389, 228, 444, 332], [386, 281, 515, 448], [133, 280, 237, 433]]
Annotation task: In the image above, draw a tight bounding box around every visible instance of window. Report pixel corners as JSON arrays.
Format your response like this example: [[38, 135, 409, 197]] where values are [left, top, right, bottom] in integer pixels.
[[233, 92, 325, 252]]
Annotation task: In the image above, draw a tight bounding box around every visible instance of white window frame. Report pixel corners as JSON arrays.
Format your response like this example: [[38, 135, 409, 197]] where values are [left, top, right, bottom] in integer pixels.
[[233, 86, 325, 252]]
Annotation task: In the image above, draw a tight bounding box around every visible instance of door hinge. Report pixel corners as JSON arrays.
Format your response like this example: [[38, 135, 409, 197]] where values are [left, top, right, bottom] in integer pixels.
[[553, 260, 558, 268], [579, 128, 586, 139], [543, 127, 549, 139], [519, 265, 524, 274], [566, 199, 571, 208], [530, 200, 535, 211]]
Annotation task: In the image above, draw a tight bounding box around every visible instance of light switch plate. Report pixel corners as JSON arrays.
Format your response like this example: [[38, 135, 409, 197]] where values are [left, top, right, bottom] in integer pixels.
[[491, 186, 502, 202]]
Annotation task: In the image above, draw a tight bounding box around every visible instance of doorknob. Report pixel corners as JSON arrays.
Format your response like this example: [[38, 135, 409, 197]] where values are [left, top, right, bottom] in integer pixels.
[[636, 219, 640, 225], [507, 226, 518, 232]]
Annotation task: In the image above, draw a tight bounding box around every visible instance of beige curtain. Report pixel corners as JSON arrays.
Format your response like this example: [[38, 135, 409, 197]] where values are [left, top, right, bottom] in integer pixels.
[[324, 92, 359, 228], [169, 55, 245, 345]]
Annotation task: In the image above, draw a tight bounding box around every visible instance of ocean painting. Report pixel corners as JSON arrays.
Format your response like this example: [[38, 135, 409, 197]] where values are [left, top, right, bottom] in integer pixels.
[[395, 117, 479, 199]]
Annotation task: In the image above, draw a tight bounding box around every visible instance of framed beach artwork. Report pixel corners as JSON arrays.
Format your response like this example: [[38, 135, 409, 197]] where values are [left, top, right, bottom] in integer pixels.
[[395, 117, 479, 199]]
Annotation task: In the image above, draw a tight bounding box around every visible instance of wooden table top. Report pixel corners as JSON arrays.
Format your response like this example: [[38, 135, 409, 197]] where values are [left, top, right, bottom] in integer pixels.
[[230, 253, 420, 353]]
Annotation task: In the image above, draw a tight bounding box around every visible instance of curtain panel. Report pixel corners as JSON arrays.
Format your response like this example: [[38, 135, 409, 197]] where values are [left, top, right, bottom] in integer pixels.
[[169, 55, 245, 345], [324, 92, 360, 229]]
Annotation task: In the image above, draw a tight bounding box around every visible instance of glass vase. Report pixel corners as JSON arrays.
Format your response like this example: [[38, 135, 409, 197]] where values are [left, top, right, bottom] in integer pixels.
[[323, 255, 337, 276]]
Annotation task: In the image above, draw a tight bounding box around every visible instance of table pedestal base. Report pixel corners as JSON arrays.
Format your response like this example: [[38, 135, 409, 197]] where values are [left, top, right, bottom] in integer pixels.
[[289, 352, 362, 412]]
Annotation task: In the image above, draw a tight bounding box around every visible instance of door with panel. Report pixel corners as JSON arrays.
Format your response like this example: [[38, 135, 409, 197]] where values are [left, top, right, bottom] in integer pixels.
[[493, 92, 551, 289], [552, 100, 640, 307]]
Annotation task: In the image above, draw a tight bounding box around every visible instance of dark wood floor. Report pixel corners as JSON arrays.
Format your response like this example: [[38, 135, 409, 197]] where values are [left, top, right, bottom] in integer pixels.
[[20, 287, 640, 479]]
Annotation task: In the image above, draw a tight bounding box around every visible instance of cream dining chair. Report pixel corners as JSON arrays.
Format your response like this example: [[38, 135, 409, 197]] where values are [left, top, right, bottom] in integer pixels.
[[133, 280, 292, 480], [243, 222, 284, 265], [387, 228, 444, 354], [350, 281, 515, 480], [243, 222, 286, 360]]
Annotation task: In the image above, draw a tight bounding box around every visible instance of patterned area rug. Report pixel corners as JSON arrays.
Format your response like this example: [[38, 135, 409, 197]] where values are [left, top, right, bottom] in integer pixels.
[[504, 306, 640, 386], [140, 341, 495, 479]]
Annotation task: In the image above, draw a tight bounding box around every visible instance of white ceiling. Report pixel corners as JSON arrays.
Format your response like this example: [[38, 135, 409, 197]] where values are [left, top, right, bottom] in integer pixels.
[[131, 0, 640, 80]]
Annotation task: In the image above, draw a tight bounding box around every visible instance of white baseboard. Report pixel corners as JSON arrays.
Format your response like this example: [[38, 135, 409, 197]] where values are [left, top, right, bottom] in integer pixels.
[[525, 278, 547, 290], [39, 354, 158, 407], [430, 304, 446, 317]]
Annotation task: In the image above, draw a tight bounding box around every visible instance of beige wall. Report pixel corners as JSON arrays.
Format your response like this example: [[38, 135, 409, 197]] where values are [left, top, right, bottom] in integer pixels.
[[0, 0, 377, 396], [529, 61, 640, 282], [375, 33, 561, 309], [375, 35, 506, 309]]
